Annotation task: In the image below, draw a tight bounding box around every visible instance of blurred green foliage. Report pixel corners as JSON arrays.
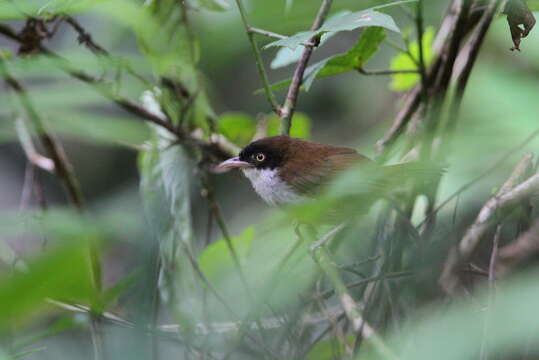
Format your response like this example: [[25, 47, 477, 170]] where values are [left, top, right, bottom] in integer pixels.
[[0, 0, 538, 359]]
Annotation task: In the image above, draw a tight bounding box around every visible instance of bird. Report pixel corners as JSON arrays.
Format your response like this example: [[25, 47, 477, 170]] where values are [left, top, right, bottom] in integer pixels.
[[217, 135, 439, 211]]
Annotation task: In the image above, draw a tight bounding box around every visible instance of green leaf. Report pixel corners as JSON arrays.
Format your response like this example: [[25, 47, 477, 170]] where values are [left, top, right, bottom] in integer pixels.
[[138, 129, 199, 321], [266, 112, 312, 139], [218, 112, 256, 147], [0, 242, 95, 328], [271, 32, 337, 69], [264, 27, 386, 92], [265, 8, 399, 50], [307, 336, 355, 360], [390, 27, 435, 91], [303, 27, 387, 90], [198, 227, 255, 283], [528, 0, 539, 11], [197, 0, 229, 11], [385, 269, 539, 360]]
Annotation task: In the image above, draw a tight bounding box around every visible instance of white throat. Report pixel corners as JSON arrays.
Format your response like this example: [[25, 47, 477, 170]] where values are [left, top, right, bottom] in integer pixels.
[[242, 168, 304, 206]]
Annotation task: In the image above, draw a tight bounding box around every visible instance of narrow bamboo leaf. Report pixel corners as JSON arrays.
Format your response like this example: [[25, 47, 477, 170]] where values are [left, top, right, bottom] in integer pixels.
[[138, 128, 199, 321]]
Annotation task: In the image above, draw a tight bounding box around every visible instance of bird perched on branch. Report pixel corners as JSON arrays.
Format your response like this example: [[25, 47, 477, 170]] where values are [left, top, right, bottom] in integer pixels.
[[218, 135, 441, 212]]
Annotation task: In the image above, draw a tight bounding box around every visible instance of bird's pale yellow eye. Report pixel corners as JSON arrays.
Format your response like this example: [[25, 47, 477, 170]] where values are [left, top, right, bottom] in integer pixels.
[[255, 153, 265, 162]]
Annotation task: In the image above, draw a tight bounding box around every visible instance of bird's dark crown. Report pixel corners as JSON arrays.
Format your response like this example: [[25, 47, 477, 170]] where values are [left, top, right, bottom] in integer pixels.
[[238, 135, 291, 170]]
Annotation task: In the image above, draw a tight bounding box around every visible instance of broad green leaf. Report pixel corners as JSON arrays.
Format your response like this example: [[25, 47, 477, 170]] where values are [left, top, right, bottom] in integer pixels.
[[303, 27, 387, 90], [390, 27, 435, 91], [264, 27, 386, 92], [266, 112, 311, 139], [218, 112, 256, 146], [197, 0, 229, 11], [265, 8, 399, 50], [266, 31, 315, 51], [271, 32, 337, 69], [198, 227, 255, 283], [527, 0, 539, 11], [307, 336, 355, 360], [384, 269, 539, 360], [0, 242, 95, 328]]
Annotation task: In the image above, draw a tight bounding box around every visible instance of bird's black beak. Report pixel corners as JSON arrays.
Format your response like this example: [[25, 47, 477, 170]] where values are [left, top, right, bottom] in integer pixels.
[[217, 157, 252, 170]]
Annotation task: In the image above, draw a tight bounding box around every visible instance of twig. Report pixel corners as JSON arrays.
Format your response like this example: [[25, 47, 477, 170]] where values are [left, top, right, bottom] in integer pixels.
[[64, 16, 108, 55], [418, 128, 539, 228], [15, 118, 55, 173], [415, 0, 429, 108], [305, 226, 398, 360], [375, 0, 470, 154], [0, 23, 234, 160], [233, 0, 280, 114], [440, 153, 536, 294], [496, 217, 539, 275], [279, 0, 333, 135], [248, 27, 287, 40], [488, 225, 501, 284]]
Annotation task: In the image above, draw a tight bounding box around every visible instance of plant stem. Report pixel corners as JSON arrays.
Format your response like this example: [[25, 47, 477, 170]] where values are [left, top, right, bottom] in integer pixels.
[[233, 0, 281, 114], [249, 26, 286, 40], [305, 226, 398, 360]]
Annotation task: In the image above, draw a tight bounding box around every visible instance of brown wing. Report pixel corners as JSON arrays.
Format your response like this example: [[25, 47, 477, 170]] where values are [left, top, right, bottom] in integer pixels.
[[280, 140, 371, 197]]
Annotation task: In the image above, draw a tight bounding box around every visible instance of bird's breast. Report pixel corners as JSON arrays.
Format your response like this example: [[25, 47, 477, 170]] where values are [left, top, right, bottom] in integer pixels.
[[242, 168, 305, 206]]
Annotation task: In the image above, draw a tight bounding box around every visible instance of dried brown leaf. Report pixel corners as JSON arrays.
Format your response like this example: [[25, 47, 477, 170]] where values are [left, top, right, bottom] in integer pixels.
[[504, 0, 536, 51]]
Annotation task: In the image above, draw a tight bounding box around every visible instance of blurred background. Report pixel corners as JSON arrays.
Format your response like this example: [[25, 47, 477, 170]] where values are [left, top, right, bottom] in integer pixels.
[[1, 0, 539, 359]]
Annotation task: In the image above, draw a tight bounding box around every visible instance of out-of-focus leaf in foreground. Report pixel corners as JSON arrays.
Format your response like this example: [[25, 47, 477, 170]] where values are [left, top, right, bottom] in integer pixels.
[[138, 128, 199, 325], [383, 269, 539, 360], [199, 227, 255, 284], [0, 241, 94, 328]]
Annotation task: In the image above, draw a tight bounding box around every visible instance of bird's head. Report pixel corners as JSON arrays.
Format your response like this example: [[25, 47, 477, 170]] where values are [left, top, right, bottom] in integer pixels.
[[217, 135, 290, 172]]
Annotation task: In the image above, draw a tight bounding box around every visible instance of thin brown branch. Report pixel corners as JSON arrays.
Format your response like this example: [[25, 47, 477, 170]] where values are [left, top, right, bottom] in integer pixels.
[[64, 16, 108, 55], [440, 153, 536, 295], [497, 217, 539, 275], [279, 0, 333, 135], [0, 22, 234, 160], [374, 0, 468, 154]]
